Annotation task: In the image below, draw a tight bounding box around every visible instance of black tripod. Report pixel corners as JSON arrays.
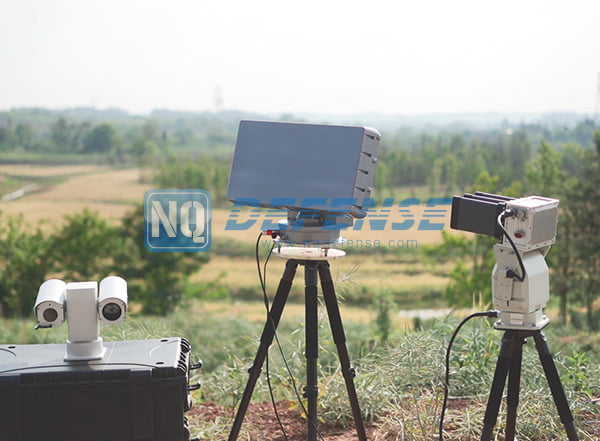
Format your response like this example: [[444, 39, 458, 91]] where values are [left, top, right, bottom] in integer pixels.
[[227, 258, 367, 441], [480, 328, 579, 441]]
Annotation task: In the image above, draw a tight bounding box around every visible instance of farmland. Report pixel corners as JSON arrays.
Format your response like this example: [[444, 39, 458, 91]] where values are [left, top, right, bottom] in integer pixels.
[[0, 164, 452, 316]]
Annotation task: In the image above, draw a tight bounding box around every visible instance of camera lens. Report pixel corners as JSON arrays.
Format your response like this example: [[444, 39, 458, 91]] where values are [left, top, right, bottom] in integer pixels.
[[42, 307, 58, 323], [102, 302, 122, 321]]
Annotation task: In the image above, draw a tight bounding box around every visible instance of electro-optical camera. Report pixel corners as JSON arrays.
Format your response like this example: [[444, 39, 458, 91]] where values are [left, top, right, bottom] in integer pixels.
[[451, 192, 559, 330]]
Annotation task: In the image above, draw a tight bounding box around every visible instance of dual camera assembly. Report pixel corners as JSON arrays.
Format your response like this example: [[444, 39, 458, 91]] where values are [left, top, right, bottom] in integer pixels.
[[34, 276, 127, 360], [0, 119, 581, 441], [1, 276, 198, 441]]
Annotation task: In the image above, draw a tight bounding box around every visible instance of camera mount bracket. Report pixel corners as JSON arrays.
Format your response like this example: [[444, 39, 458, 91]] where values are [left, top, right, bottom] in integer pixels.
[[492, 244, 550, 330], [64, 281, 106, 361], [274, 210, 353, 247]]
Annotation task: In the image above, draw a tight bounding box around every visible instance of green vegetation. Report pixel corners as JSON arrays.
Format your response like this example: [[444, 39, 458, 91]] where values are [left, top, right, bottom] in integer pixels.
[[4, 303, 597, 440], [0, 207, 207, 316], [1, 109, 599, 439], [1, 109, 599, 324]]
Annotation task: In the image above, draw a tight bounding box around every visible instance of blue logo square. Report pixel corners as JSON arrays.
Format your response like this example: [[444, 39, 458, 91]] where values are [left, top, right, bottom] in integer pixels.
[[144, 189, 211, 252]]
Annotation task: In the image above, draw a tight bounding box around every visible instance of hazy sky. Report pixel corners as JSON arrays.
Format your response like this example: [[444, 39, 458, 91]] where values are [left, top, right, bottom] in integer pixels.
[[1, 0, 599, 115]]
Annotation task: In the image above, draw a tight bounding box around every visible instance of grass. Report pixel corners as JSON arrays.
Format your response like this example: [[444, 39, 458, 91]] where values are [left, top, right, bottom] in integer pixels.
[[2, 300, 598, 440], [192, 311, 599, 440]]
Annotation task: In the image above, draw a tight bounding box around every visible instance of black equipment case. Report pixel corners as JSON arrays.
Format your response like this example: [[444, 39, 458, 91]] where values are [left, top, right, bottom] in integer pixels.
[[0, 337, 197, 441]]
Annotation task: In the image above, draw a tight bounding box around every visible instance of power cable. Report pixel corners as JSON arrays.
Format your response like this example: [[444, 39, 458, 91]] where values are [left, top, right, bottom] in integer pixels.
[[255, 232, 289, 441], [438, 310, 499, 441], [254, 233, 325, 441], [496, 210, 526, 282]]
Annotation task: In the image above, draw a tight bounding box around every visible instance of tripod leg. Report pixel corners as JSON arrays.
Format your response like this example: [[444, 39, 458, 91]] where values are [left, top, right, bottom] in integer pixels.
[[504, 335, 526, 441], [533, 332, 580, 441], [480, 331, 517, 441], [304, 262, 320, 441], [318, 262, 368, 441], [227, 259, 299, 441]]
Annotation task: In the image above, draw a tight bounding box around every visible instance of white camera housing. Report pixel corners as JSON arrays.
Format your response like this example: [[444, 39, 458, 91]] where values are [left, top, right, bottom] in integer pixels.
[[34, 279, 67, 328], [504, 196, 559, 252], [34, 276, 128, 361], [98, 276, 128, 324]]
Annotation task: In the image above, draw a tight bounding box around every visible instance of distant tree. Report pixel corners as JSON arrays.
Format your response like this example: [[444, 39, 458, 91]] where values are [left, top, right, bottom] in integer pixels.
[[526, 141, 579, 324], [568, 131, 600, 329], [131, 137, 159, 179], [50, 209, 120, 281], [429, 172, 502, 308], [70, 121, 91, 152], [141, 120, 161, 143], [0, 214, 51, 316], [83, 123, 119, 154], [573, 119, 598, 147], [51, 118, 72, 151], [428, 157, 442, 197], [15, 123, 34, 149], [0, 126, 13, 150], [154, 156, 230, 206], [112, 205, 209, 315], [443, 153, 459, 195]]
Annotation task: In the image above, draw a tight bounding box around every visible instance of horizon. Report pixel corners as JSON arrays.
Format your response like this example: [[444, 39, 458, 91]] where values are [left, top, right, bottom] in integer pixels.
[[2, 106, 595, 132]]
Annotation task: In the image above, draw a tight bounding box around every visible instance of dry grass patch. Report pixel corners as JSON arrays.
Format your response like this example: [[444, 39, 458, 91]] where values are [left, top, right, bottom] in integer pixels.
[[0, 164, 105, 177], [0, 200, 136, 227], [195, 255, 448, 294], [0, 167, 151, 226], [34, 168, 149, 203], [185, 299, 413, 329]]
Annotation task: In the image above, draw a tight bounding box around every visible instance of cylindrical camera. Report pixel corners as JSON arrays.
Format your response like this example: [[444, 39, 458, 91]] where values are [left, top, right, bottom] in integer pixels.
[[34, 279, 67, 328], [98, 276, 128, 324]]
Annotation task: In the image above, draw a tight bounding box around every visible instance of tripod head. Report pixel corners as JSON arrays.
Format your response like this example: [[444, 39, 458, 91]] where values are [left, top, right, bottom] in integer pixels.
[[264, 210, 351, 259]]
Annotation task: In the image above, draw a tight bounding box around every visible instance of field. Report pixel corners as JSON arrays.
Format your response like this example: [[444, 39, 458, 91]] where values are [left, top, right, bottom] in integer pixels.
[[0, 165, 451, 315], [0, 165, 147, 226]]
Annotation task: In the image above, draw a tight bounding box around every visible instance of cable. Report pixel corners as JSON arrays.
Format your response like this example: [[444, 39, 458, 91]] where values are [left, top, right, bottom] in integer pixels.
[[255, 232, 290, 441], [254, 233, 325, 441], [438, 310, 499, 441], [496, 210, 526, 282]]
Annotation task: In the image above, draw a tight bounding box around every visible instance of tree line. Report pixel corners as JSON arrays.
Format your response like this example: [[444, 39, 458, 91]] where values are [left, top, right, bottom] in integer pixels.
[[1, 109, 599, 328], [0, 207, 207, 317]]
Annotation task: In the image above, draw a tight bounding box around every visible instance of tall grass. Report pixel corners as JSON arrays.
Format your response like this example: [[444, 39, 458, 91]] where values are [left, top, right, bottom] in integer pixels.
[[2, 303, 598, 440]]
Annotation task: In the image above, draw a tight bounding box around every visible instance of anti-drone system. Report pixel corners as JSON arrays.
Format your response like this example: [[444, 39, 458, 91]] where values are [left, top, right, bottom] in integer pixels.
[[451, 192, 560, 330], [227, 120, 381, 248], [225, 120, 381, 441]]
